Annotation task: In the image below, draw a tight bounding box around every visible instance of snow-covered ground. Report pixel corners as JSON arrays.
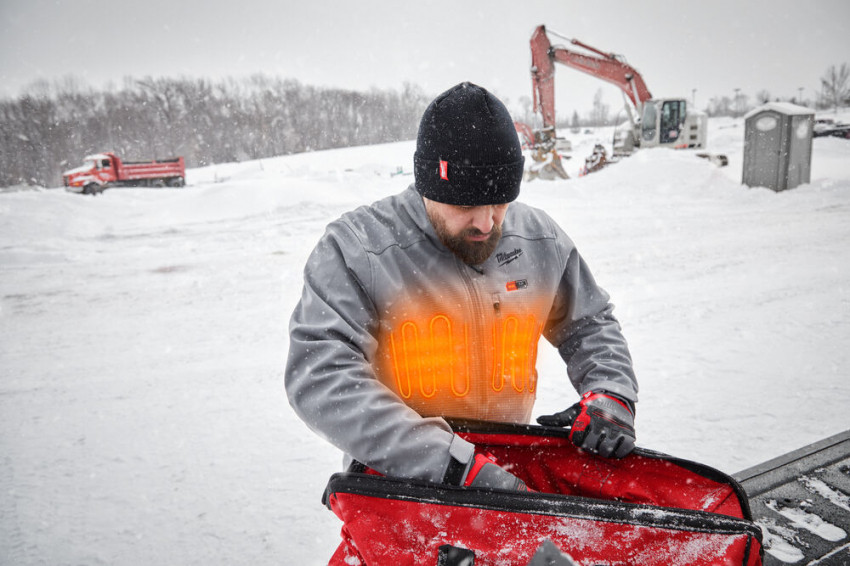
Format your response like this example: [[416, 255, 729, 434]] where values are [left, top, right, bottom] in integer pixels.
[[2, 114, 850, 565]]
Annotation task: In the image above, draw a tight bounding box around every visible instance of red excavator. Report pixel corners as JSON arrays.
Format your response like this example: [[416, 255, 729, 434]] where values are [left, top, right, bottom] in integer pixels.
[[519, 24, 723, 179]]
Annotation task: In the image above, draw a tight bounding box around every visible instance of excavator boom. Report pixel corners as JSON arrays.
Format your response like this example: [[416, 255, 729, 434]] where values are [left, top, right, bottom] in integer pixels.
[[530, 25, 652, 129]]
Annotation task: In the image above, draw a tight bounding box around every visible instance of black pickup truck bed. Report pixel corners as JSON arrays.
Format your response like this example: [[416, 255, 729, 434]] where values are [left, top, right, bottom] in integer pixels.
[[735, 430, 850, 565]]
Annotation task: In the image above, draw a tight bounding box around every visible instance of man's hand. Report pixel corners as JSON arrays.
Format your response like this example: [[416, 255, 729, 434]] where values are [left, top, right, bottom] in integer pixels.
[[537, 391, 636, 459], [463, 453, 528, 491]]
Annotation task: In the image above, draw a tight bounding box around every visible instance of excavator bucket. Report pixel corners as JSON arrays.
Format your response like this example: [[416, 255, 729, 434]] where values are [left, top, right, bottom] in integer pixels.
[[524, 127, 570, 180], [527, 148, 569, 180]]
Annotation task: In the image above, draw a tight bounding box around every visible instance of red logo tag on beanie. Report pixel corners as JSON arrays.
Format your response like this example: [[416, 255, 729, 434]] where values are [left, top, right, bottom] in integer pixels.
[[439, 160, 449, 180]]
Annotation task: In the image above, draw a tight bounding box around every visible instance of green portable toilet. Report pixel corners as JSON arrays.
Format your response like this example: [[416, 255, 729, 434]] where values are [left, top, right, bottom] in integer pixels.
[[742, 102, 814, 192]]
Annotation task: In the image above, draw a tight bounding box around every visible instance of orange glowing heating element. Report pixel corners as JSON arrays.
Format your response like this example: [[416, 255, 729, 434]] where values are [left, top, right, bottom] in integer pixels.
[[388, 313, 542, 402]]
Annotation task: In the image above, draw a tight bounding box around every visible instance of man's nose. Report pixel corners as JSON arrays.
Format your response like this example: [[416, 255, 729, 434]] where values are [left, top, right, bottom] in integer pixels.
[[469, 206, 497, 233]]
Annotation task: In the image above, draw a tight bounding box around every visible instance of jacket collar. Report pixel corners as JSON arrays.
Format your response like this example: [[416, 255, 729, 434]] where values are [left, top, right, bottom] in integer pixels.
[[402, 184, 449, 254]]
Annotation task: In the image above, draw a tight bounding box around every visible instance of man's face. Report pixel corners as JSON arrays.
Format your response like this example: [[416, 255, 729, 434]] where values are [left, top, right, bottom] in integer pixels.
[[423, 197, 509, 265]]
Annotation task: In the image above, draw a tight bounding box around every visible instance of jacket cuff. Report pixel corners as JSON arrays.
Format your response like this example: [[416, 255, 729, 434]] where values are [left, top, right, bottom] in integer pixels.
[[595, 389, 636, 415], [442, 434, 475, 485]]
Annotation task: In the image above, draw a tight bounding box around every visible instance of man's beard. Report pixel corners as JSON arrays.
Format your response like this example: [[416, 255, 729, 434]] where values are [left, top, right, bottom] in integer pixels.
[[432, 217, 502, 265]]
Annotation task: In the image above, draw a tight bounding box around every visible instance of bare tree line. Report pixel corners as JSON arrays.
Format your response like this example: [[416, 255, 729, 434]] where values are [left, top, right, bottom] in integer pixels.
[[706, 63, 850, 117], [0, 75, 430, 187]]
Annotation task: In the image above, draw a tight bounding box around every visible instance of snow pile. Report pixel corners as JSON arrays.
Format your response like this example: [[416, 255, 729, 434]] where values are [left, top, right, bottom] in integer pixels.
[[1, 116, 849, 564]]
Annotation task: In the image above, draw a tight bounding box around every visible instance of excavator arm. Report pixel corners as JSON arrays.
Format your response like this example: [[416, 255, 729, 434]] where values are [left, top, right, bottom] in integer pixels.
[[530, 25, 652, 130], [522, 25, 653, 180]]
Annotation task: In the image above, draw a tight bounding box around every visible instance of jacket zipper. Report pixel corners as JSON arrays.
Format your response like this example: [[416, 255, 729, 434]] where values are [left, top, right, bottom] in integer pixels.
[[458, 260, 490, 412]]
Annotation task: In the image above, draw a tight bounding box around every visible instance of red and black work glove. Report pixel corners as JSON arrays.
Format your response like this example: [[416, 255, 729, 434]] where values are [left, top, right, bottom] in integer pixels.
[[462, 453, 528, 492], [536, 391, 636, 459]]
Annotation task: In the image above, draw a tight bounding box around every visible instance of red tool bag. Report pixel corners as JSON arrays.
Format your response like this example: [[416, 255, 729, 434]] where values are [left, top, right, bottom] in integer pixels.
[[323, 421, 763, 566]]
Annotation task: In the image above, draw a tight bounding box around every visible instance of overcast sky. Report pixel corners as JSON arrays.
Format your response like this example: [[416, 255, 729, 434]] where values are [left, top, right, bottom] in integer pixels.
[[2, 0, 848, 117]]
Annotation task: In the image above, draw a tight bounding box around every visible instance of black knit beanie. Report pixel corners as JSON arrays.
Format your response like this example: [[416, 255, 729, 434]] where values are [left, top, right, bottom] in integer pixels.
[[414, 82, 524, 206]]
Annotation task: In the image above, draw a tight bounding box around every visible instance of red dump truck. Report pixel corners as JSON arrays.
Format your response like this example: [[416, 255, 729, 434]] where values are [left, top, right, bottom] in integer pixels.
[[63, 152, 186, 194]]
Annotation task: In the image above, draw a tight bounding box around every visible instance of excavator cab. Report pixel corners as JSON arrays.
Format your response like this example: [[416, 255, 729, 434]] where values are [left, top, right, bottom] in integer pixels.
[[659, 100, 686, 144], [641, 99, 686, 146], [639, 98, 707, 150]]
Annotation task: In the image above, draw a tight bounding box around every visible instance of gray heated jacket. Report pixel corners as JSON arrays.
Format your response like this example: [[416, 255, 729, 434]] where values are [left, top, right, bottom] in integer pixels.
[[285, 185, 637, 483]]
